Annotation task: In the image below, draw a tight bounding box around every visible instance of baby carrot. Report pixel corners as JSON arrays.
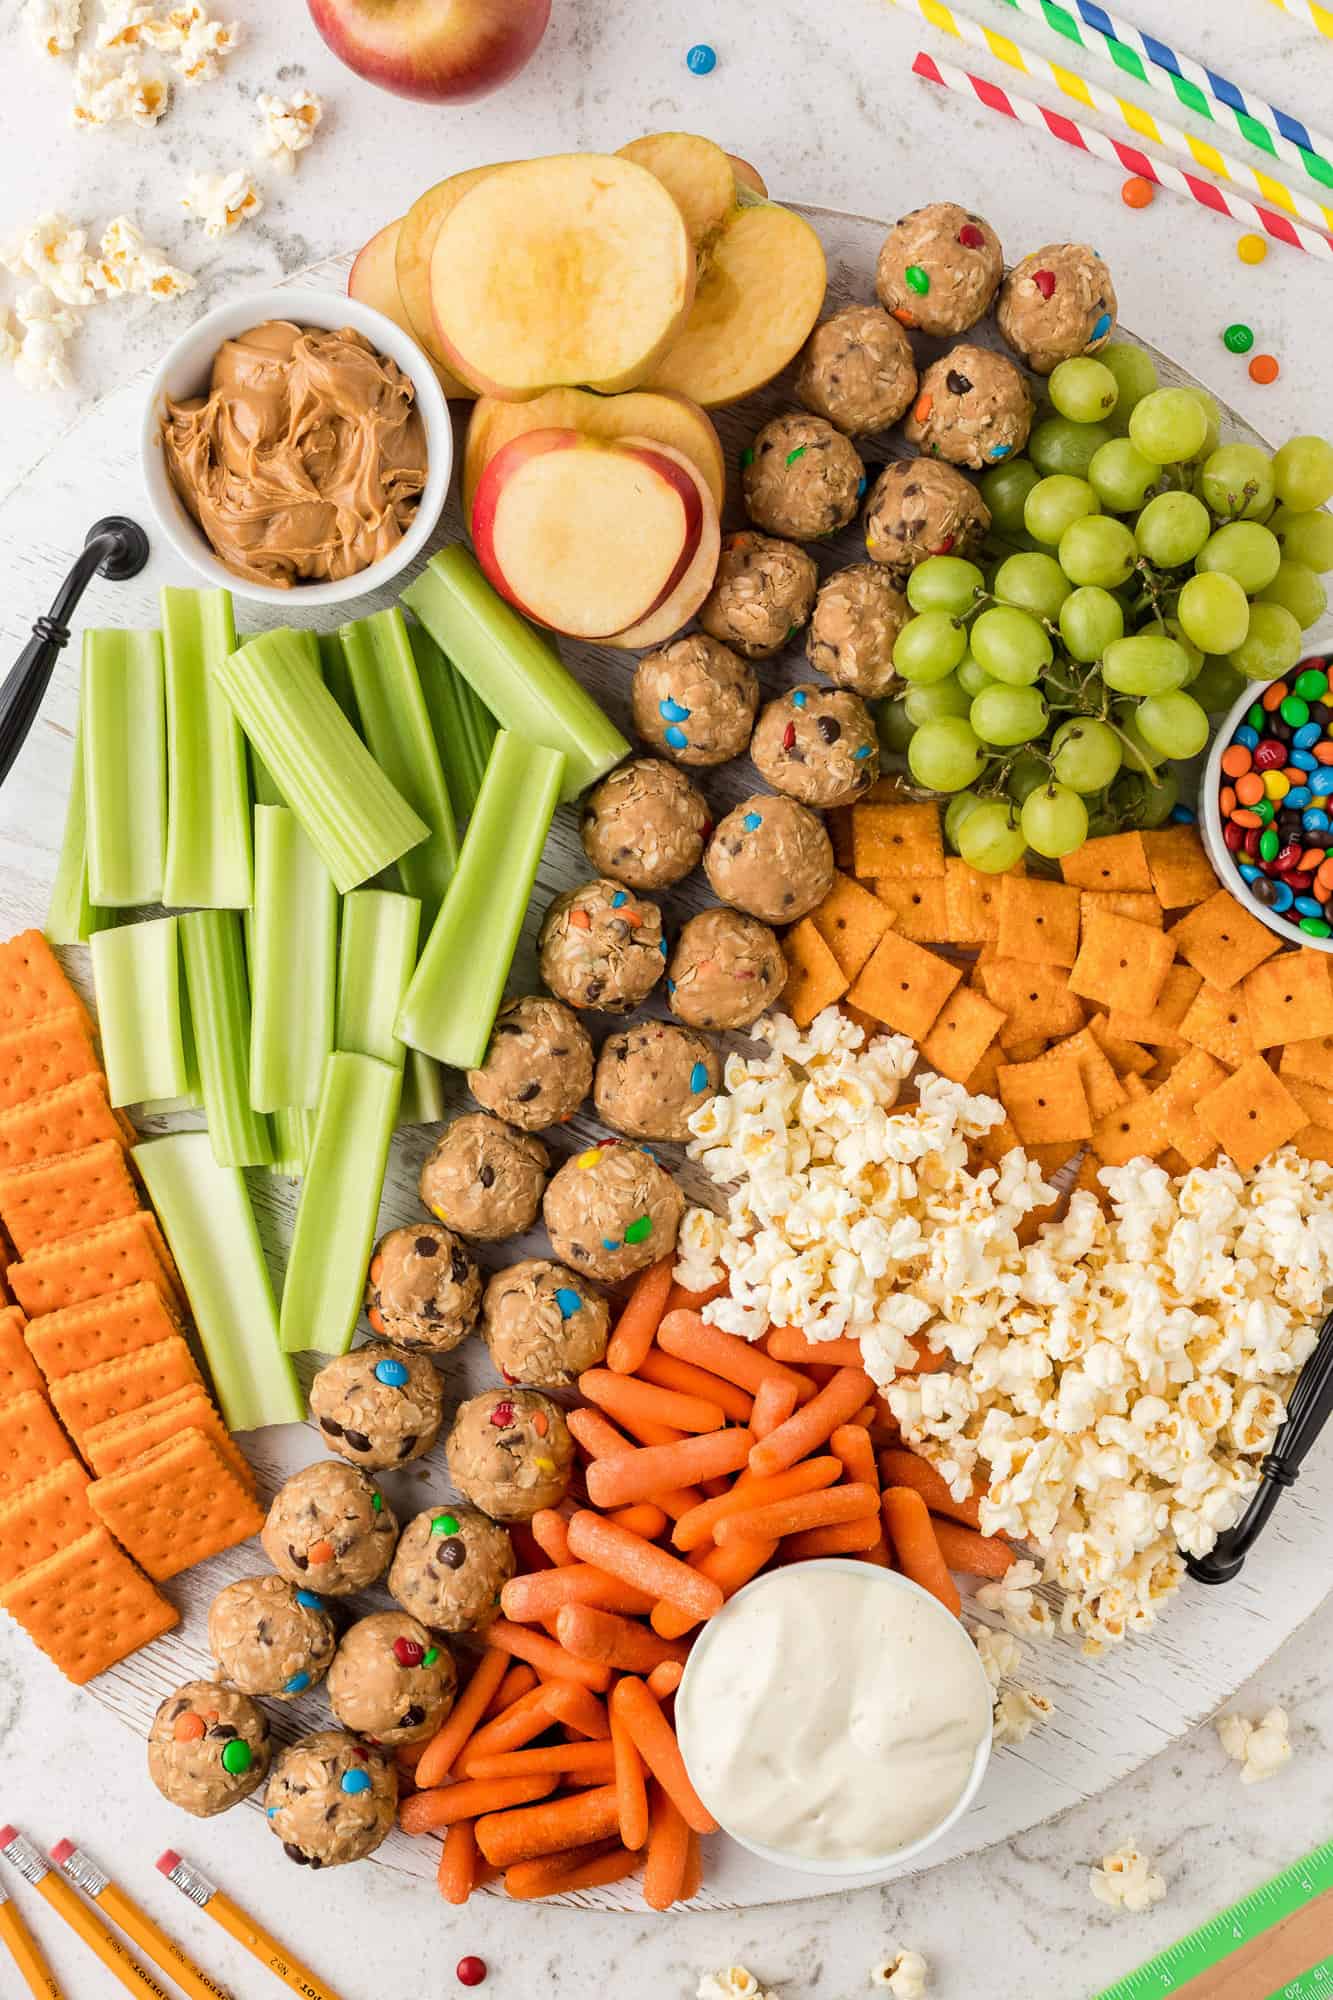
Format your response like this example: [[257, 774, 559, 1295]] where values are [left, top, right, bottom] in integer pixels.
[[580, 1367, 725, 1436], [504, 1842, 639, 1900], [544, 1682, 611, 1740], [664, 1277, 728, 1315], [637, 1347, 756, 1425], [714, 1482, 879, 1546], [609, 1677, 717, 1835], [681, 1827, 703, 1902], [830, 1423, 889, 1564], [455, 1684, 565, 1766], [764, 1326, 865, 1367], [878, 1449, 982, 1529], [487, 1617, 613, 1692], [400, 1772, 556, 1835], [881, 1486, 962, 1617], [606, 1254, 675, 1374], [657, 1308, 816, 1404], [477, 1784, 622, 1867], [555, 1603, 690, 1674], [438, 1819, 477, 1905], [905, 1336, 952, 1375], [642, 1784, 691, 1911], [611, 1704, 649, 1851], [647, 1659, 683, 1698], [782, 1512, 885, 1558], [463, 1741, 617, 1783], [502, 1566, 656, 1621], [567, 1509, 724, 1624], [671, 1457, 841, 1553], [609, 1501, 669, 1540], [529, 1509, 574, 1566], [586, 1428, 754, 1510], [930, 1518, 1016, 1579], [750, 1374, 800, 1438], [651, 1536, 778, 1638], [567, 1405, 701, 1520], [748, 1366, 874, 1477], [415, 1645, 509, 1789]]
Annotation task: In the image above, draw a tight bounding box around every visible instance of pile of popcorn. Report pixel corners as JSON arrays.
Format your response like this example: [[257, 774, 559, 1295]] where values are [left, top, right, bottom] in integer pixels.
[[0, 212, 193, 388], [28, 0, 241, 124], [677, 1008, 1331, 1652]]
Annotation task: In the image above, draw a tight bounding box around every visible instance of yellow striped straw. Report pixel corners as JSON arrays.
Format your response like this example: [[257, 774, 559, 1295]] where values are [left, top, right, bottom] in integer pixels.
[[1266, 0, 1333, 41]]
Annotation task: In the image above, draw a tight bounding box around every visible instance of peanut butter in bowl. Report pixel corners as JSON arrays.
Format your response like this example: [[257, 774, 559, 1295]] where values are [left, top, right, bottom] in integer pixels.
[[159, 319, 428, 589]]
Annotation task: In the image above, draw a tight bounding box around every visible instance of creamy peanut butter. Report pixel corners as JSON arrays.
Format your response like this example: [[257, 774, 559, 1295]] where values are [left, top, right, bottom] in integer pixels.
[[160, 319, 427, 587]]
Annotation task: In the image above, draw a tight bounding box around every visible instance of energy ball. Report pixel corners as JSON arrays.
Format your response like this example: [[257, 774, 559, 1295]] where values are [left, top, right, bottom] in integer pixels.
[[208, 1574, 337, 1701], [447, 1387, 575, 1522], [309, 1344, 443, 1471], [389, 1505, 515, 1635], [795, 304, 918, 436], [265, 1732, 396, 1870], [326, 1611, 457, 1748], [904, 344, 1033, 471], [750, 685, 880, 807], [543, 1142, 685, 1284], [581, 758, 710, 891], [262, 1460, 398, 1596], [864, 457, 991, 586], [419, 1113, 548, 1241], [668, 908, 786, 1031], [806, 563, 909, 698], [698, 532, 819, 661], [365, 1222, 480, 1356], [997, 243, 1117, 375], [704, 795, 834, 923], [632, 633, 759, 765], [148, 1681, 270, 1818], [875, 202, 1004, 338], [467, 996, 593, 1131], [742, 413, 865, 541], [481, 1258, 611, 1387], [594, 1021, 720, 1142], [538, 879, 665, 1014]]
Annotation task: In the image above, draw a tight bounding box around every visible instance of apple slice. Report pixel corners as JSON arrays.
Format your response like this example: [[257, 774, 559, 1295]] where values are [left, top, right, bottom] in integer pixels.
[[395, 163, 511, 370], [617, 131, 736, 252], [472, 430, 707, 640], [429, 154, 695, 399], [728, 153, 768, 198], [601, 445, 722, 652], [463, 385, 725, 523], [348, 217, 473, 397]]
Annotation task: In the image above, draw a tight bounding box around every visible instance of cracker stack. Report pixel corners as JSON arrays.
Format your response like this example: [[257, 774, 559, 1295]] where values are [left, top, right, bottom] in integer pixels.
[[0, 931, 262, 1684]]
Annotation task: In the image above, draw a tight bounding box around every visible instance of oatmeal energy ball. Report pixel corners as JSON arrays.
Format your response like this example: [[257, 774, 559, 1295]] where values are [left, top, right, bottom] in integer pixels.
[[467, 995, 593, 1130], [704, 794, 834, 924], [148, 1681, 270, 1817], [904, 344, 1033, 471], [632, 633, 759, 764], [538, 878, 665, 1013], [326, 1611, 457, 1747], [806, 564, 909, 699], [543, 1141, 685, 1284], [864, 457, 990, 585], [481, 1258, 611, 1387], [447, 1387, 575, 1522], [875, 202, 1004, 337], [265, 1732, 396, 1869], [365, 1222, 479, 1355], [581, 758, 710, 891], [743, 412, 865, 541], [750, 685, 880, 808], [208, 1574, 337, 1701], [698, 532, 818, 661], [309, 1343, 443, 1470], [594, 1021, 720, 1142], [419, 1112, 548, 1241], [795, 304, 918, 436], [668, 908, 786, 1032], [390, 1505, 515, 1634], [997, 243, 1117, 375], [262, 1461, 398, 1596]]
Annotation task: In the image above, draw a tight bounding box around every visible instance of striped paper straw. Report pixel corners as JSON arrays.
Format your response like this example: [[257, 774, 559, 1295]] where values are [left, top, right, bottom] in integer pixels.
[[911, 47, 1333, 264], [1266, 0, 1333, 40], [887, 0, 1333, 235]]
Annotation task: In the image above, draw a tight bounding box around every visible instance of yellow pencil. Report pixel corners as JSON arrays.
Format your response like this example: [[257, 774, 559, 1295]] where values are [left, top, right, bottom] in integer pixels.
[[0, 1829, 169, 2000], [51, 1842, 232, 2000], [0, 1881, 64, 2000], [157, 1852, 346, 2000]]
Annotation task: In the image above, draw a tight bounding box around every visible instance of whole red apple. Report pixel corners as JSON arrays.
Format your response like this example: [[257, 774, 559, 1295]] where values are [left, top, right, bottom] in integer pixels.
[[307, 0, 551, 103]]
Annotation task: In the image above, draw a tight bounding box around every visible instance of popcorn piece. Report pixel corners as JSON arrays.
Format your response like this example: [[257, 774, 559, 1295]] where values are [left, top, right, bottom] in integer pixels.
[[254, 89, 323, 173], [993, 1684, 1054, 1746], [697, 1971, 780, 2000], [0, 214, 99, 306], [968, 1621, 1021, 1690], [1090, 1844, 1167, 1915], [0, 312, 23, 367], [15, 320, 76, 392], [1216, 1707, 1293, 1785], [976, 1559, 1056, 1642], [92, 214, 195, 299], [870, 1952, 929, 1997], [26, 0, 83, 55], [71, 49, 169, 126], [96, 0, 160, 46], [180, 170, 263, 238], [151, 3, 240, 82]]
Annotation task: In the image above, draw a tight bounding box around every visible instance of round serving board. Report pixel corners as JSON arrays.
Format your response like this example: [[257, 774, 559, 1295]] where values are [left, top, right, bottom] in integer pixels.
[[1, 205, 1330, 1914]]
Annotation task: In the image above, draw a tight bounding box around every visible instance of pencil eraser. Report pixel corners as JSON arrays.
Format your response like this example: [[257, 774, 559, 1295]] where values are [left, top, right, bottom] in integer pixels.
[[49, 1839, 74, 1866], [0, 1828, 17, 1851], [156, 1850, 181, 1876]]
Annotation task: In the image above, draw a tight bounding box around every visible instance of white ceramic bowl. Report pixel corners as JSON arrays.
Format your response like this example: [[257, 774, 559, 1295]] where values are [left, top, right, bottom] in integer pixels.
[[140, 287, 452, 609], [674, 1558, 994, 1880], [1200, 659, 1333, 954]]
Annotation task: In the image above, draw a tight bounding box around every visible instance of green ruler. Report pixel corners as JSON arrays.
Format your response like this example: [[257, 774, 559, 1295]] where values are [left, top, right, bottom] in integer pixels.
[[1094, 1843, 1333, 2000]]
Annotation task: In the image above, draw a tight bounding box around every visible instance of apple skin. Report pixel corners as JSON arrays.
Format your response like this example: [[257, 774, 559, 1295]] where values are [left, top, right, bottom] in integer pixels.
[[307, 0, 550, 104]]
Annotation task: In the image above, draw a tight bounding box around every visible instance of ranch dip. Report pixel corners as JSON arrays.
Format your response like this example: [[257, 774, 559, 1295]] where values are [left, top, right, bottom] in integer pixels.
[[676, 1564, 991, 1864]]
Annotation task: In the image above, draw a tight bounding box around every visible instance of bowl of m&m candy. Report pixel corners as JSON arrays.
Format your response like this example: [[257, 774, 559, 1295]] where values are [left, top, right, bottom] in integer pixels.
[[1203, 659, 1333, 946]]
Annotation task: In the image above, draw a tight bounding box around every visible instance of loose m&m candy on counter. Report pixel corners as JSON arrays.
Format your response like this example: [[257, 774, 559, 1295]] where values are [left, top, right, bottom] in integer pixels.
[[1216, 661, 1333, 936]]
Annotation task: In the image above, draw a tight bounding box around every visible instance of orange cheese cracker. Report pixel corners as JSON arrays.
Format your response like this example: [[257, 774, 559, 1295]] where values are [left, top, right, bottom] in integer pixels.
[[0, 1073, 134, 1173], [1059, 831, 1152, 894], [781, 920, 849, 1029], [1241, 950, 1333, 1050], [47, 1335, 200, 1451], [1279, 1035, 1333, 1092], [0, 1306, 44, 1404], [1078, 890, 1164, 931], [0, 1390, 75, 1501], [1029, 1025, 1127, 1122], [873, 877, 951, 942], [1068, 907, 1175, 1016], [0, 1013, 100, 1116], [1169, 890, 1280, 991], [23, 1281, 181, 1384], [808, 871, 894, 980], [0, 1459, 94, 1590], [978, 959, 1084, 1043], [0, 932, 89, 1035], [0, 1525, 177, 1683], [943, 857, 1022, 945], [995, 875, 1081, 967], [1293, 1124, 1333, 1164], [1089, 1073, 1169, 1166], [851, 802, 945, 880], [7, 1211, 184, 1320], [1105, 963, 1203, 1051], [919, 987, 1007, 1085], [83, 1383, 254, 1495], [1141, 826, 1218, 909], [0, 1142, 141, 1258], [1281, 1076, 1333, 1130], [87, 1427, 263, 1580], [1084, 1011, 1155, 1079], [1178, 982, 1256, 1070], [996, 1054, 1092, 1147], [846, 930, 961, 1042], [1149, 1047, 1228, 1170], [1196, 1054, 1306, 1175]]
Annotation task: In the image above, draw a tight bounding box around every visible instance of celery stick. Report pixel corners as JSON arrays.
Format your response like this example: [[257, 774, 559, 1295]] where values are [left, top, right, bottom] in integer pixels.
[[400, 1047, 446, 1125], [402, 548, 627, 803], [249, 628, 321, 808], [161, 587, 253, 909], [270, 1106, 316, 1178], [396, 731, 564, 1069], [90, 916, 190, 1108], [408, 616, 498, 822], [180, 909, 273, 1167], [213, 629, 429, 893], [318, 631, 360, 729], [336, 889, 420, 1068], [82, 627, 166, 906], [46, 712, 113, 945], [249, 806, 338, 1113], [280, 1051, 402, 1354], [133, 1130, 303, 1430]]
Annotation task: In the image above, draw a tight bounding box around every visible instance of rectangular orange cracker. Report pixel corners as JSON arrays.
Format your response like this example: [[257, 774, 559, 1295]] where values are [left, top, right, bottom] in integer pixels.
[[1071, 1150, 1110, 1211], [1059, 831, 1152, 894], [1105, 963, 1203, 1051], [0, 1459, 95, 1590], [1000, 1034, 1051, 1063], [0, 1306, 44, 1404], [7, 1211, 184, 1320], [1178, 981, 1256, 1070], [23, 1281, 182, 1384], [0, 932, 90, 1036], [996, 875, 1081, 967], [996, 1054, 1092, 1147], [1079, 890, 1164, 931], [1293, 1124, 1333, 1164], [0, 1525, 177, 1684], [1279, 1035, 1333, 1093], [0, 1142, 141, 1258], [1029, 1025, 1127, 1122], [83, 1383, 254, 1495], [964, 1044, 1004, 1100], [846, 930, 961, 1043], [1242, 950, 1333, 1049], [943, 857, 1022, 945], [0, 1012, 100, 1116], [1089, 1088, 1169, 1167], [1150, 1047, 1229, 1170], [1141, 827, 1219, 910], [1196, 1054, 1306, 1175], [978, 959, 1085, 1043], [919, 987, 1008, 1085], [781, 919, 850, 1029], [1169, 890, 1280, 991], [87, 1427, 263, 1580], [851, 802, 945, 881], [0, 1390, 75, 1501], [808, 871, 895, 980], [0, 1073, 135, 1173], [1068, 906, 1176, 1016], [1282, 1076, 1333, 1130], [1085, 1011, 1156, 1079], [47, 1335, 200, 1451], [873, 877, 951, 942]]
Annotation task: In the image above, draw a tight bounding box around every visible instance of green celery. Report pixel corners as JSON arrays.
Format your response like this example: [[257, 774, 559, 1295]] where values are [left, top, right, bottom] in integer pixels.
[[280, 1051, 402, 1354], [249, 806, 338, 1112], [249, 628, 321, 808], [408, 616, 498, 822], [133, 1130, 303, 1430], [400, 1047, 446, 1125], [396, 731, 564, 1070], [180, 909, 273, 1167], [336, 889, 420, 1068], [82, 627, 166, 906], [340, 608, 458, 928], [214, 629, 428, 892], [46, 712, 114, 945], [402, 548, 627, 802], [161, 587, 253, 908], [90, 916, 190, 1107], [270, 1106, 317, 1178], [317, 631, 360, 728]]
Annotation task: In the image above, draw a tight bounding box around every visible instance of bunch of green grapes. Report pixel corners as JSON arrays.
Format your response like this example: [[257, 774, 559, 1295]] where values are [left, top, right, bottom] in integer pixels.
[[879, 343, 1333, 870]]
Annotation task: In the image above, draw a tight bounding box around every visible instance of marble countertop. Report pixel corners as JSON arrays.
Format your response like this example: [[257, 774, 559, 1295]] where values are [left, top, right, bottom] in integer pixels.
[[0, 0, 1330, 1993]]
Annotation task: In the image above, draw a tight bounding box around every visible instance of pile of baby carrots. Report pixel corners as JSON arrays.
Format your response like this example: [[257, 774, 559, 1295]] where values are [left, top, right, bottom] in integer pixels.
[[396, 1259, 1019, 1907]]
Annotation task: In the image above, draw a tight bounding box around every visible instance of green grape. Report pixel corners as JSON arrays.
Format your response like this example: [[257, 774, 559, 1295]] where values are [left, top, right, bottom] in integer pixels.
[[970, 604, 1052, 686], [1188, 656, 1247, 714], [1196, 520, 1282, 593], [1021, 782, 1089, 859], [944, 789, 984, 851], [1059, 585, 1124, 662], [1163, 617, 1205, 684], [905, 674, 973, 725], [1135, 689, 1209, 758], [1228, 600, 1304, 681], [1100, 342, 1158, 419], [980, 456, 1040, 534], [1128, 387, 1209, 465], [993, 551, 1071, 621], [907, 716, 988, 792], [907, 555, 985, 615], [955, 653, 994, 697], [1051, 717, 1122, 792], [893, 610, 968, 683], [1199, 443, 1276, 521], [1029, 416, 1115, 479], [1048, 357, 1119, 424], [877, 696, 915, 753], [1271, 506, 1333, 574], [1059, 515, 1138, 588], [1088, 438, 1160, 513], [1113, 705, 1162, 776], [1102, 633, 1192, 695], [1025, 474, 1100, 545], [1134, 490, 1211, 567], [1184, 388, 1222, 459], [1005, 750, 1050, 804], [1176, 570, 1250, 654], [970, 683, 1048, 747], [1258, 559, 1328, 631], [1113, 762, 1180, 828], [1273, 435, 1333, 512], [957, 799, 1027, 873]]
